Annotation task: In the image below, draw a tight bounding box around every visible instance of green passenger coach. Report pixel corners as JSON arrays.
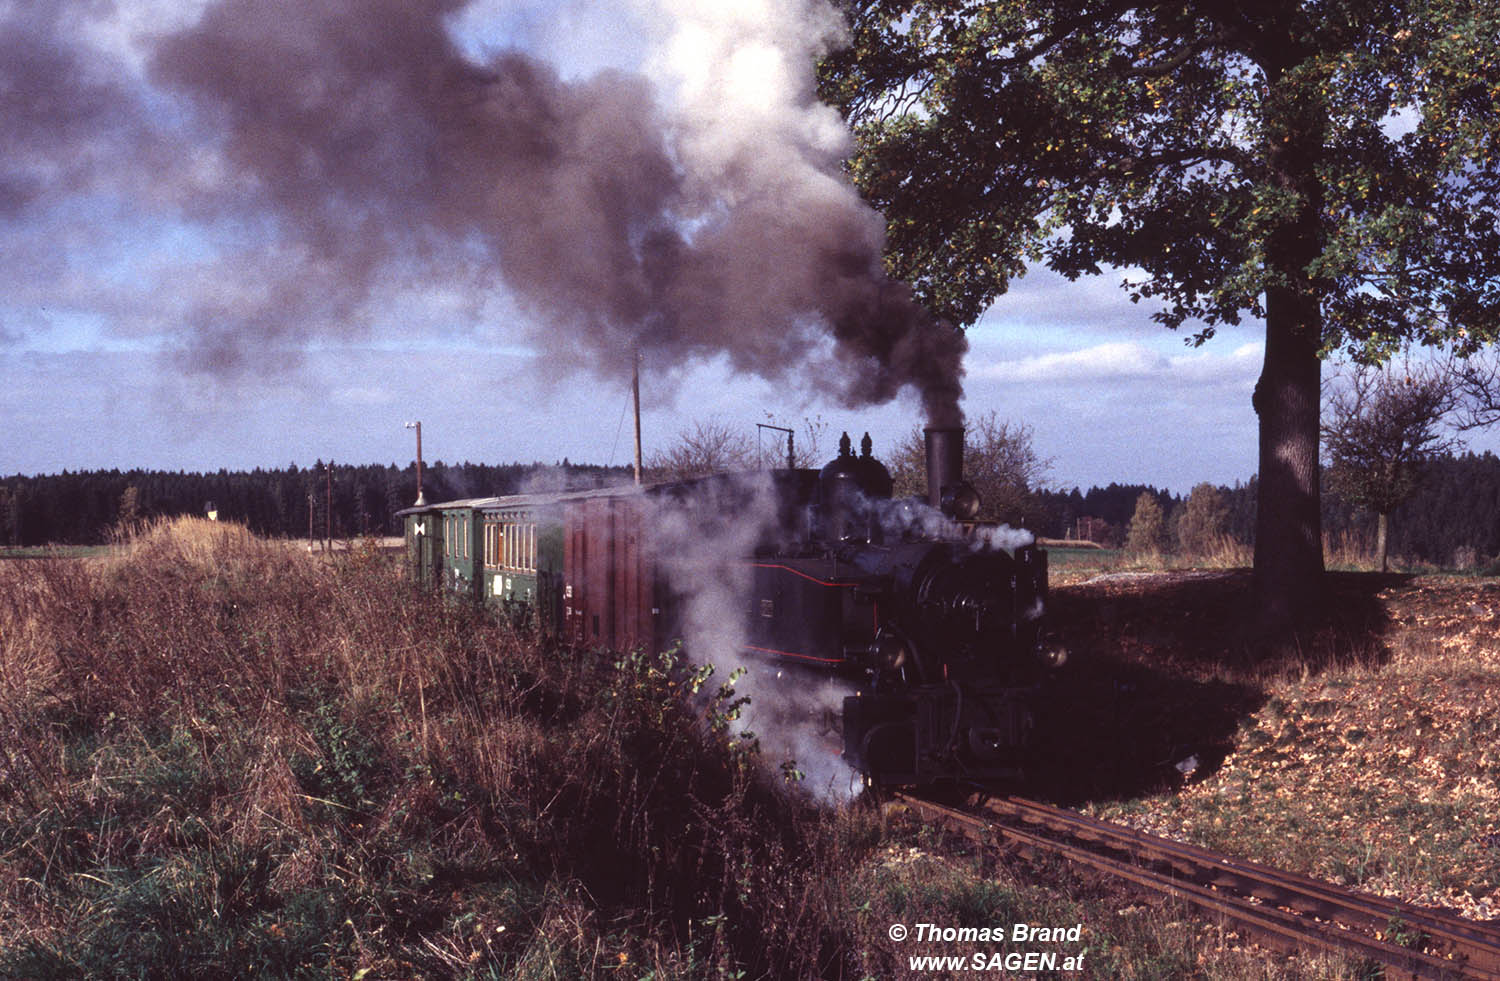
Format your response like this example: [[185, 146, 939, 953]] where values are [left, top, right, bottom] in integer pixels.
[[400, 495, 571, 632]]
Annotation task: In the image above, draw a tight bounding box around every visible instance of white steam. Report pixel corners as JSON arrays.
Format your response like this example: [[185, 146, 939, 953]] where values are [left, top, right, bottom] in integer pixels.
[[650, 0, 853, 183], [864, 495, 1037, 553], [642, 472, 862, 800]]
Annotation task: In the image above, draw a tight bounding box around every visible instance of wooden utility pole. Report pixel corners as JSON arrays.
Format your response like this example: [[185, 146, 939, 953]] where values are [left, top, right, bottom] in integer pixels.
[[632, 351, 643, 485], [325, 461, 333, 551]]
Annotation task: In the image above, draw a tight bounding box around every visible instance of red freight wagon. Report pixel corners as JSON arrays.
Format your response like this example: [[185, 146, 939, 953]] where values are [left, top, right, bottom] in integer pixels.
[[563, 491, 659, 654]]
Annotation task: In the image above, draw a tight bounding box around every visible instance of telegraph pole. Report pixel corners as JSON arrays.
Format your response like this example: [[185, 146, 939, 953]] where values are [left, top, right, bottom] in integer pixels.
[[632, 352, 643, 485], [404, 421, 425, 505]]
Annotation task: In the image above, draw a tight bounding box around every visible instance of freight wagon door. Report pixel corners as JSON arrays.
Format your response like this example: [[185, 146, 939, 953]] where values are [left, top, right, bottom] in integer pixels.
[[612, 498, 654, 654], [564, 495, 656, 653], [565, 499, 614, 647]]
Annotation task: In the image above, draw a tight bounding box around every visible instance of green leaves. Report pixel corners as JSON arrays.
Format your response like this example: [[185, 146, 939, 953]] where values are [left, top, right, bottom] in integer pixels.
[[823, 0, 1500, 352]]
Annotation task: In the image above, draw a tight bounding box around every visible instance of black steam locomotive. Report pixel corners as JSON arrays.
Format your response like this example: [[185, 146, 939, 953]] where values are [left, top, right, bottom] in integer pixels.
[[400, 425, 1061, 786], [742, 427, 1059, 784]]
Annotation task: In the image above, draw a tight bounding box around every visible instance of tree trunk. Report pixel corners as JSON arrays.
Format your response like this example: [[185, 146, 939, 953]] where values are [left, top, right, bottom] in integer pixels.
[[1252, 48, 1329, 638], [1252, 283, 1326, 633], [1376, 511, 1389, 573]]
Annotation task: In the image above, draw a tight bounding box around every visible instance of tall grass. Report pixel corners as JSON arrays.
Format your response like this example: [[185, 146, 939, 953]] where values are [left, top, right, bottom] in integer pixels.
[[0, 517, 852, 978]]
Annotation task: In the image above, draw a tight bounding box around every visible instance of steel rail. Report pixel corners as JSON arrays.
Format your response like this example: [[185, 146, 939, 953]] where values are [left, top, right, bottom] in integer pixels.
[[894, 792, 1500, 980], [982, 795, 1500, 977]]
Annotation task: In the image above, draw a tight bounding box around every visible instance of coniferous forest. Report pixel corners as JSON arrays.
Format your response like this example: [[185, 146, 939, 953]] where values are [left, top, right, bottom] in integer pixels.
[[4, 452, 1500, 569], [0, 461, 632, 547]]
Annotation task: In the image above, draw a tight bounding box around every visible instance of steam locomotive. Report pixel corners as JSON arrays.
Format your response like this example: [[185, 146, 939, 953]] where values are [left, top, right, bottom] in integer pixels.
[[399, 425, 1062, 785]]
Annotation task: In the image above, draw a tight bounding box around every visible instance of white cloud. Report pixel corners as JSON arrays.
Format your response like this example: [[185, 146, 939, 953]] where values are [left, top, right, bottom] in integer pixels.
[[331, 386, 396, 407], [976, 264, 1170, 334], [972, 339, 1262, 385]]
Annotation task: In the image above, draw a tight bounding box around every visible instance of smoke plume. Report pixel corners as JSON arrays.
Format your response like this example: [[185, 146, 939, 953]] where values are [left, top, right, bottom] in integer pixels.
[[3, 0, 965, 423]]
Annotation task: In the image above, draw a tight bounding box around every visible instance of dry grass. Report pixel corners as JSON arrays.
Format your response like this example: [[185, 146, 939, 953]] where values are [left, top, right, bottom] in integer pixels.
[[0, 517, 854, 978], [1323, 530, 1375, 571], [1073, 571, 1500, 926], [0, 518, 1409, 978], [1194, 535, 1255, 569]]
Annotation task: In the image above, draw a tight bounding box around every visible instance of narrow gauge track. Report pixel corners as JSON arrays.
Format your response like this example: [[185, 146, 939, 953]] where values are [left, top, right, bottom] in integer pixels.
[[894, 792, 1500, 980]]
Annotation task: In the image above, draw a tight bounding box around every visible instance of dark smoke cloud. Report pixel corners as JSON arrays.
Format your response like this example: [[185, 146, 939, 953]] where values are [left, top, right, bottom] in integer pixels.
[[12, 0, 966, 423], [0, 1, 149, 215]]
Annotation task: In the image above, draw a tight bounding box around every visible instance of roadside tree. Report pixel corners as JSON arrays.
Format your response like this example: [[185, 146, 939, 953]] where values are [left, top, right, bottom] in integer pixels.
[[1448, 348, 1500, 432], [888, 411, 1050, 525], [1322, 360, 1459, 571], [1176, 483, 1231, 558], [1125, 491, 1168, 557], [645, 419, 756, 482], [821, 1, 1500, 631]]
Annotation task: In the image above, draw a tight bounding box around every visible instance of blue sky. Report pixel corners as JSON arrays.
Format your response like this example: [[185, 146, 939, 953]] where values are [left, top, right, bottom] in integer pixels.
[[2, 264, 1268, 491], [6, 0, 1467, 495]]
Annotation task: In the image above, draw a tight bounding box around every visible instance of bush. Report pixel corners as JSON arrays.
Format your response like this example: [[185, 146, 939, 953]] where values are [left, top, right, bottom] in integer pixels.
[[1124, 492, 1168, 558]]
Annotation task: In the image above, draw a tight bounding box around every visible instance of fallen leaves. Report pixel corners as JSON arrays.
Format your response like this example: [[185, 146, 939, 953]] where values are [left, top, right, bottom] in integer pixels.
[[1075, 573, 1500, 922]]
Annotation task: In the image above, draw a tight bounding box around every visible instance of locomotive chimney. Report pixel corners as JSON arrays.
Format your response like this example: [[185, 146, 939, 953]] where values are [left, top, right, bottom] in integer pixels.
[[924, 425, 964, 510]]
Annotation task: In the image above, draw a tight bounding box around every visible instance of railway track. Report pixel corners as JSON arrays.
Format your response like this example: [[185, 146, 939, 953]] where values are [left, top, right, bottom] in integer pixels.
[[894, 792, 1500, 979]]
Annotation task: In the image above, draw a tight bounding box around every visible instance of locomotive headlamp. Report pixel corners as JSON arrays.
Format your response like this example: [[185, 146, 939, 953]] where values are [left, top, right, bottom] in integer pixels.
[[940, 481, 982, 521], [870, 629, 909, 670]]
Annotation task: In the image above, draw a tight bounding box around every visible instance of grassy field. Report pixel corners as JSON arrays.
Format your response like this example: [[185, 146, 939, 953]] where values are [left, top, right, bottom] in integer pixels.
[[4, 518, 1474, 978], [0, 544, 112, 560]]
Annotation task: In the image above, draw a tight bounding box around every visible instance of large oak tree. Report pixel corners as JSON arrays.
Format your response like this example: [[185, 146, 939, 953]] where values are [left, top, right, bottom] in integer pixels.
[[819, 1, 1500, 631]]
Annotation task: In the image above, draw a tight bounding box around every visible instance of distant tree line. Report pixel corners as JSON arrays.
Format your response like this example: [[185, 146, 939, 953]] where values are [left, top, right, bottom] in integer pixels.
[[1319, 452, 1500, 569], [0, 461, 633, 547], [7, 450, 1500, 568], [1029, 451, 1500, 570]]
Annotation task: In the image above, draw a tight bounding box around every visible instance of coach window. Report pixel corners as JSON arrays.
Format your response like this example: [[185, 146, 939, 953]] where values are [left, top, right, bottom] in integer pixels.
[[497, 512, 537, 574]]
